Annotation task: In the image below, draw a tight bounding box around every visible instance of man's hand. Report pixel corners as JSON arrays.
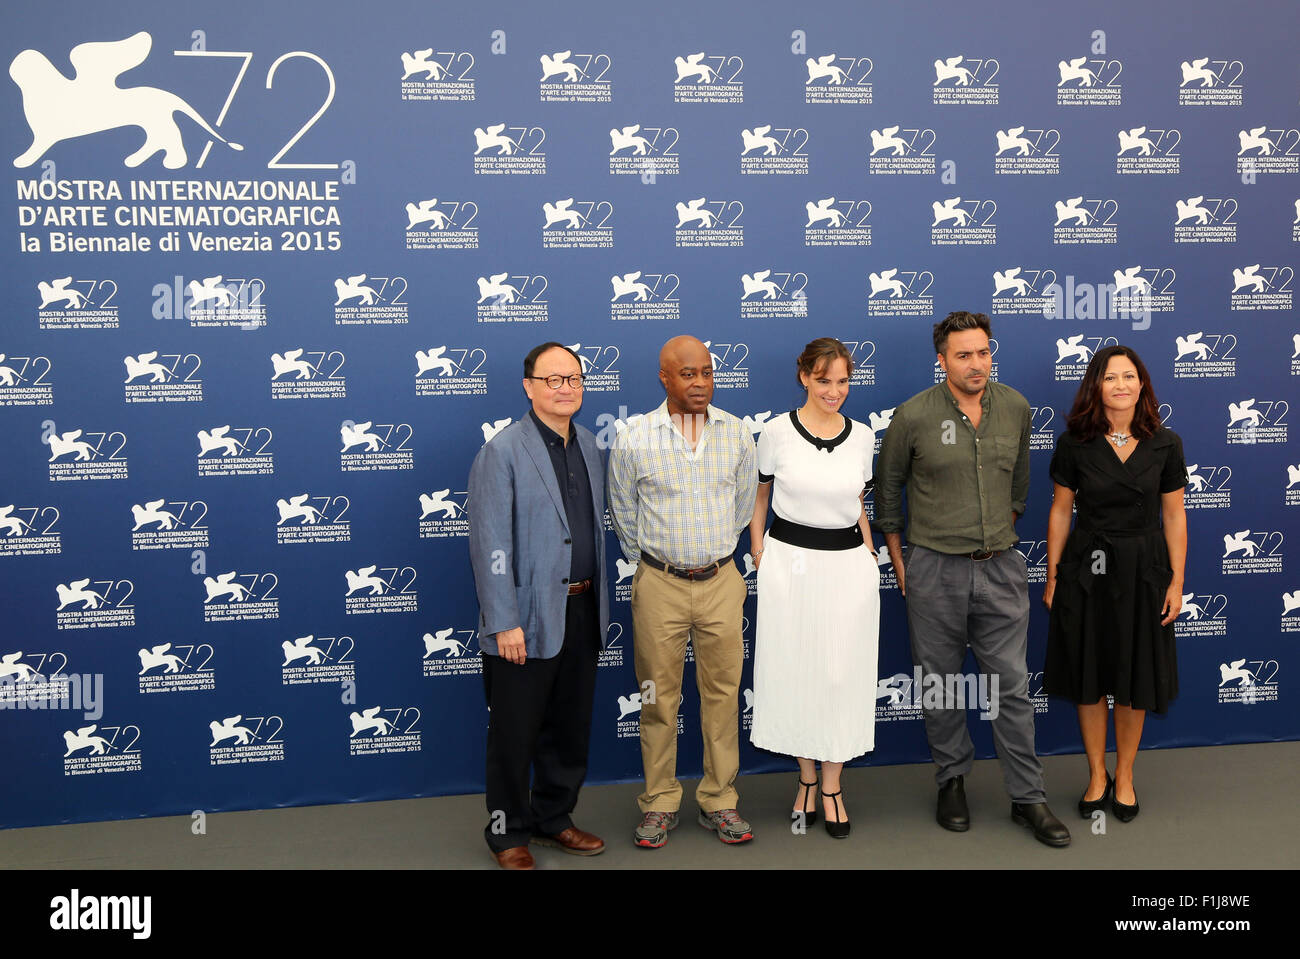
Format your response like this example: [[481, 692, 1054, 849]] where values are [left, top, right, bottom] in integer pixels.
[[1042, 578, 1055, 610], [496, 627, 526, 665], [884, 533, 905, 597]]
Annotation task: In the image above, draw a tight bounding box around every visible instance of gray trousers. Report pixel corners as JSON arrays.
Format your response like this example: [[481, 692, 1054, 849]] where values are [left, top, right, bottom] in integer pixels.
[[904, 545, 1046, 803]]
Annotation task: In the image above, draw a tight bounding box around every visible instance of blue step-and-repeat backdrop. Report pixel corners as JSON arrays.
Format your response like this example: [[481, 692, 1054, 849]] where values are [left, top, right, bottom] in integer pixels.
[[1, 0, 1296, 829]]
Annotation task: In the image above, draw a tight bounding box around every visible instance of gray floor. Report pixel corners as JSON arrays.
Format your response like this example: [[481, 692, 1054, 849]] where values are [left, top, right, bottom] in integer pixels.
[[3, 741, 1296, 869]]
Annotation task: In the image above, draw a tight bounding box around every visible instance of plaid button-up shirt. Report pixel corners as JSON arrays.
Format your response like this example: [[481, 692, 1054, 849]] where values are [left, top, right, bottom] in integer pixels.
[[608, 402, 758, 568]]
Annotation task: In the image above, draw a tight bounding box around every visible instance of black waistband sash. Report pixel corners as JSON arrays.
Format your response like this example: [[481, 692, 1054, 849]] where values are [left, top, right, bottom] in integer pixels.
[[768, 515, 863, 551], [1076, 524, 1161, 537]]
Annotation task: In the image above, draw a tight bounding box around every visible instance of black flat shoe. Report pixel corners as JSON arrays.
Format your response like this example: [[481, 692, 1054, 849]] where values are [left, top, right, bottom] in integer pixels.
[[795, 778, 818, 827], [1112, 787, 1140, 822], [1078, 773, 1113, 819], [1011, 802, 1072, 847], [822, 789, 850, 839], [936, 776, 969, 832]]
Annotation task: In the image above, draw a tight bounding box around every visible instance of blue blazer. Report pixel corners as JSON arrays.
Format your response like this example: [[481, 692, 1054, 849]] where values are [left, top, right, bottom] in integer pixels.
[[467, 414, 610, 659]]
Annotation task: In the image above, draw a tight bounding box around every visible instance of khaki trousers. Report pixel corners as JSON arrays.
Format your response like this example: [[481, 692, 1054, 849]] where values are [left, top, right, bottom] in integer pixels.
[[631, 559, 746, 813]]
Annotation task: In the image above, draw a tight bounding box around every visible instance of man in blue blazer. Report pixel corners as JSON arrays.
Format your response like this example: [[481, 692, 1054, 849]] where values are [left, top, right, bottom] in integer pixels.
[[468, 342, 610, 869]]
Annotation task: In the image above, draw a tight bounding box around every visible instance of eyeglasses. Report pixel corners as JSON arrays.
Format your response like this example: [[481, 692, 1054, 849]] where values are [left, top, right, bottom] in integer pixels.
[[527, 373, 586, 390]]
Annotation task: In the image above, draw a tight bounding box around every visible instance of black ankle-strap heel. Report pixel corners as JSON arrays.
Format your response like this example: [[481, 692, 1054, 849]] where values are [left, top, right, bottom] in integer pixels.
[[822, 789, 850, 839], [794, 779, 819, 827]]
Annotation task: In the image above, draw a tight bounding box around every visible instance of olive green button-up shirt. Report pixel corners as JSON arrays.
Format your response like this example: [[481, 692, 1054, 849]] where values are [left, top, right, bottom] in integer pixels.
[[874, 380, 1031, 554]]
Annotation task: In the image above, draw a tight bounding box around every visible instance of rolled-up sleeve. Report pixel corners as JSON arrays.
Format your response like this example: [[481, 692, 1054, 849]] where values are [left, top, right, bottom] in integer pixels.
[[873, 409, 910, 533], [607, 437, 640, 561], [1011, 402, 1031, 516], [467, 439, 518, 637]]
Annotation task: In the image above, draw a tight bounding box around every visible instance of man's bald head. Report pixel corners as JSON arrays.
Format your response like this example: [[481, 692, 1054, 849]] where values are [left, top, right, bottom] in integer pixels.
[[658, 335, 713, 416], [659, 335, 708, 372]]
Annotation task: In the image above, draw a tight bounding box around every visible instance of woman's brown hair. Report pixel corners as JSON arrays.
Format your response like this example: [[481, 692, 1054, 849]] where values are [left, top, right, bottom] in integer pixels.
[[795, 337, 853, 388]]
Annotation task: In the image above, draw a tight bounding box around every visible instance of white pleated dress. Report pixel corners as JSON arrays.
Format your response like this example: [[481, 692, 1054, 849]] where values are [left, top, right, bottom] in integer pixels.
[[749, 411, 881, 763]]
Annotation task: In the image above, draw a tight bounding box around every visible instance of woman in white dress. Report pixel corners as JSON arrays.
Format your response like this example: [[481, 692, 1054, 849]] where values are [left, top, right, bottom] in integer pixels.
[[748, 338, 881, 838]]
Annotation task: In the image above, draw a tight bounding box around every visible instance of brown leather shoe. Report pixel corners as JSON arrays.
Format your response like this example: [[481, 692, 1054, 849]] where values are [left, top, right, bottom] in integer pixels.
[[492, 845, 535, 870], [531, 826, 606, 856]]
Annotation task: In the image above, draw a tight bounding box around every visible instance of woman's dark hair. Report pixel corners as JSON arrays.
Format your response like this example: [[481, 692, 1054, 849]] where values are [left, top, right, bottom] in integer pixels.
[[1065, 344, 1162, 441], [795, 337, 853, 388]]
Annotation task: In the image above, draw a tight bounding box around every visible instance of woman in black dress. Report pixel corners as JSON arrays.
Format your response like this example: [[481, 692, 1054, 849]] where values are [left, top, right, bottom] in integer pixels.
[[1043, 346, 1187, 823]]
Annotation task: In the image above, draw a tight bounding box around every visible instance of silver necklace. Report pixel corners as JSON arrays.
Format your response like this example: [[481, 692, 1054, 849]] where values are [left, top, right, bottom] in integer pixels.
[[1107, 430, 1131, 448]]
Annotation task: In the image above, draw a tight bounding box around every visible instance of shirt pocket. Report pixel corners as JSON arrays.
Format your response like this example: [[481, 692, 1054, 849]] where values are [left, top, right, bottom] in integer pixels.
[[994, 435, 1019, 472], [643, 456, 681, 496]]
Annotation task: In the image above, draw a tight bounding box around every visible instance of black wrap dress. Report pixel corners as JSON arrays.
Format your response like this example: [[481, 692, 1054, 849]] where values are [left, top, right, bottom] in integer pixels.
[[1044, 427, 1188, 714]]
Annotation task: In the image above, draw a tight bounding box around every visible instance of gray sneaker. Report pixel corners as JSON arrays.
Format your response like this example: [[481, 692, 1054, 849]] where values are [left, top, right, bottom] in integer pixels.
[[698, 808, 754, 844], [634, 810, 679, 848]]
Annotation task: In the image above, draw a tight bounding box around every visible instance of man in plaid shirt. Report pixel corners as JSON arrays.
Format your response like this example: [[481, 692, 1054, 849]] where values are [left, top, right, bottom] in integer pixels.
[[608, 335, 758, 848]]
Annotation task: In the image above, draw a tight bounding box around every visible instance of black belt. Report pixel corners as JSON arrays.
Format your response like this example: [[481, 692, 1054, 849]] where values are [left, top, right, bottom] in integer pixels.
[[769, 516, 863, 551], [1076, 525, 1161, 538], [640, 551, 727, 581], [923, 545, 1007, 561], [566, 578, 592, 596]]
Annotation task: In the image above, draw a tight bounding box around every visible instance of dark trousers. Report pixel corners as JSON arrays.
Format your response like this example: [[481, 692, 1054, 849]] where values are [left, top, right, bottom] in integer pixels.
[[904, 545, 1046, 803], [482, 590, 600, 852]]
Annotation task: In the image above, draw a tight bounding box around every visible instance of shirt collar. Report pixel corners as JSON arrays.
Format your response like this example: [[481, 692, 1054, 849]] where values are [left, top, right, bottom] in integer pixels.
[[650, 397, 722, 439], [941, 380, 991, 411], [648, 399, 718, 427], [790, 409, 852, 451], [529, 408, 574, 446]]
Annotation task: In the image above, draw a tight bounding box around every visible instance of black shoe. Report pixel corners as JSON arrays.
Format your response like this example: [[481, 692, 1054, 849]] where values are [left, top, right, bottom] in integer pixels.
[[795, 778, 818, 827], [822, 789, 850, 839], [1011, 802, 1072, 847], [1111, 786, 1140, 822], [936, 776, 969, 832], [1078, 773, 1113, 819]]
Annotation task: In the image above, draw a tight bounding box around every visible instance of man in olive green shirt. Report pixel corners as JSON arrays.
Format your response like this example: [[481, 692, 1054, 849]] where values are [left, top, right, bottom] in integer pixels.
[[876, 311, 1070, 847]]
